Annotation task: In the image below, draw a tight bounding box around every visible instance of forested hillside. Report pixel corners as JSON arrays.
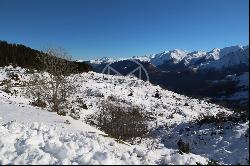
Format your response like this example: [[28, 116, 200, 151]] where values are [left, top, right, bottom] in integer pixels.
[[0, 40, 92, 73]]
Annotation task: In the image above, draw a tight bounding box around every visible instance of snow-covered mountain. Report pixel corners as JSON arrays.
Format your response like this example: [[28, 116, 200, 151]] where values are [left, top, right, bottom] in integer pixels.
[[88, 45, 249, 71], [89, 57, 117, 64], [199, 45, 249, 70], [149, 49, 188, 66], [0, 66, 248, 165], [182, 51, 207, 66]]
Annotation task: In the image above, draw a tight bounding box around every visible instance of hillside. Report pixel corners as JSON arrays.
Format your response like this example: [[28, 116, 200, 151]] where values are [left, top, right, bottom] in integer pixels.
[[0, 65, 248, 165], [0, 41, 92, 73]]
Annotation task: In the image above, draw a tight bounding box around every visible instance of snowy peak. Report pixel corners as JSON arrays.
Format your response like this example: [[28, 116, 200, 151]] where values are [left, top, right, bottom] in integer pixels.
[[90, 57, 116, 64], [206, 48, 221, 60], [206, 45, 244, 60], [182, 51, 207, 65], [89, 45, 248, 71], [150, 45, 248, 69], [200, 46, 249, 70], [131, 55, 150, 62], [148, 49, 188, 66]]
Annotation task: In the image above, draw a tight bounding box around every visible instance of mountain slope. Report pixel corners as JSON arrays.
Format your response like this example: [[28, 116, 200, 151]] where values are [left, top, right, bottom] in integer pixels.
[[0, 65, 248, 165]]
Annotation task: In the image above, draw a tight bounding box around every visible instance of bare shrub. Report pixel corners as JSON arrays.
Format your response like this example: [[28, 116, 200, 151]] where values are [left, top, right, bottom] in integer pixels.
[[153, 89, 161, 99], [7, 72, 19, 81], [1, 79, 12, 93], [30, 98, 47, 108], [87, 99, 148, 140], [69, 108, 80, 120], [26, 47, 77, 114], [0, 72, 17, 93]]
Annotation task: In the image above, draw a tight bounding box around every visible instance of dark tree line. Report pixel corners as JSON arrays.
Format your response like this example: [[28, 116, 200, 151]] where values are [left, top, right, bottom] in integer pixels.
[[0, 40, 92, 73]]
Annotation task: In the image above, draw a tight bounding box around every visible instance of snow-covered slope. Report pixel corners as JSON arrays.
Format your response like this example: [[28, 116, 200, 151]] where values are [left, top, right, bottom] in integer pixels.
[[0, 118, 211, 165], [0, 66, 248, 165]]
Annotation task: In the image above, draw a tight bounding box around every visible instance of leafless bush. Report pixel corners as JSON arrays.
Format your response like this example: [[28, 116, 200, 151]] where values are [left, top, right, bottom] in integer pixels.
[[26, 47, 77, 114], [1, 79, 12, 93], [0, 72, 19, 93], [87, 99, 148, 140], [7, 72, 19, 81], [30, 98, 47, 108]]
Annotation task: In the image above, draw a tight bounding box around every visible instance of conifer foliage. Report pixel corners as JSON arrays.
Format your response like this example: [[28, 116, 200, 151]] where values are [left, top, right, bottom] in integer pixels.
[[0, 40, 92, 73]]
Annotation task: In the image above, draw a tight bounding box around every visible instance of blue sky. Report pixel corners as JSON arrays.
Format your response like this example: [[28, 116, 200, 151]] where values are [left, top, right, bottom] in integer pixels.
[[0, 0, 248, 60]]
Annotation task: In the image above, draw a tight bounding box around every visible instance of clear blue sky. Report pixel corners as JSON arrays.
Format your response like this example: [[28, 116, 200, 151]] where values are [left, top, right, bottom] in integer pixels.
[[0, 0, 249, 60]]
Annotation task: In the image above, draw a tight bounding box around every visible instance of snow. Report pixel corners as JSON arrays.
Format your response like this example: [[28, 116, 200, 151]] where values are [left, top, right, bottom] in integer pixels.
[[0, 100, 103, 134], [199, 47, 249, 70], [205, 45, 243, 61], [149, 49, 188, 66], [89, 57, 117, 64], [183, 51, 207, 66], [0, 119, 142, 165], [0, 66, 248, 165], [218, 45, 244, 58], [0, 105, 209, 165], [163, 121, 249, 165], [89, 45, 249, 71], [131, 55, 150, 62]]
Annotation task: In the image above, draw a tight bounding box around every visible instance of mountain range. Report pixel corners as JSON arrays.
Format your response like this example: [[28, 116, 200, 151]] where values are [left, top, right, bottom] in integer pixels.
[[89, 45, 248, 71]]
